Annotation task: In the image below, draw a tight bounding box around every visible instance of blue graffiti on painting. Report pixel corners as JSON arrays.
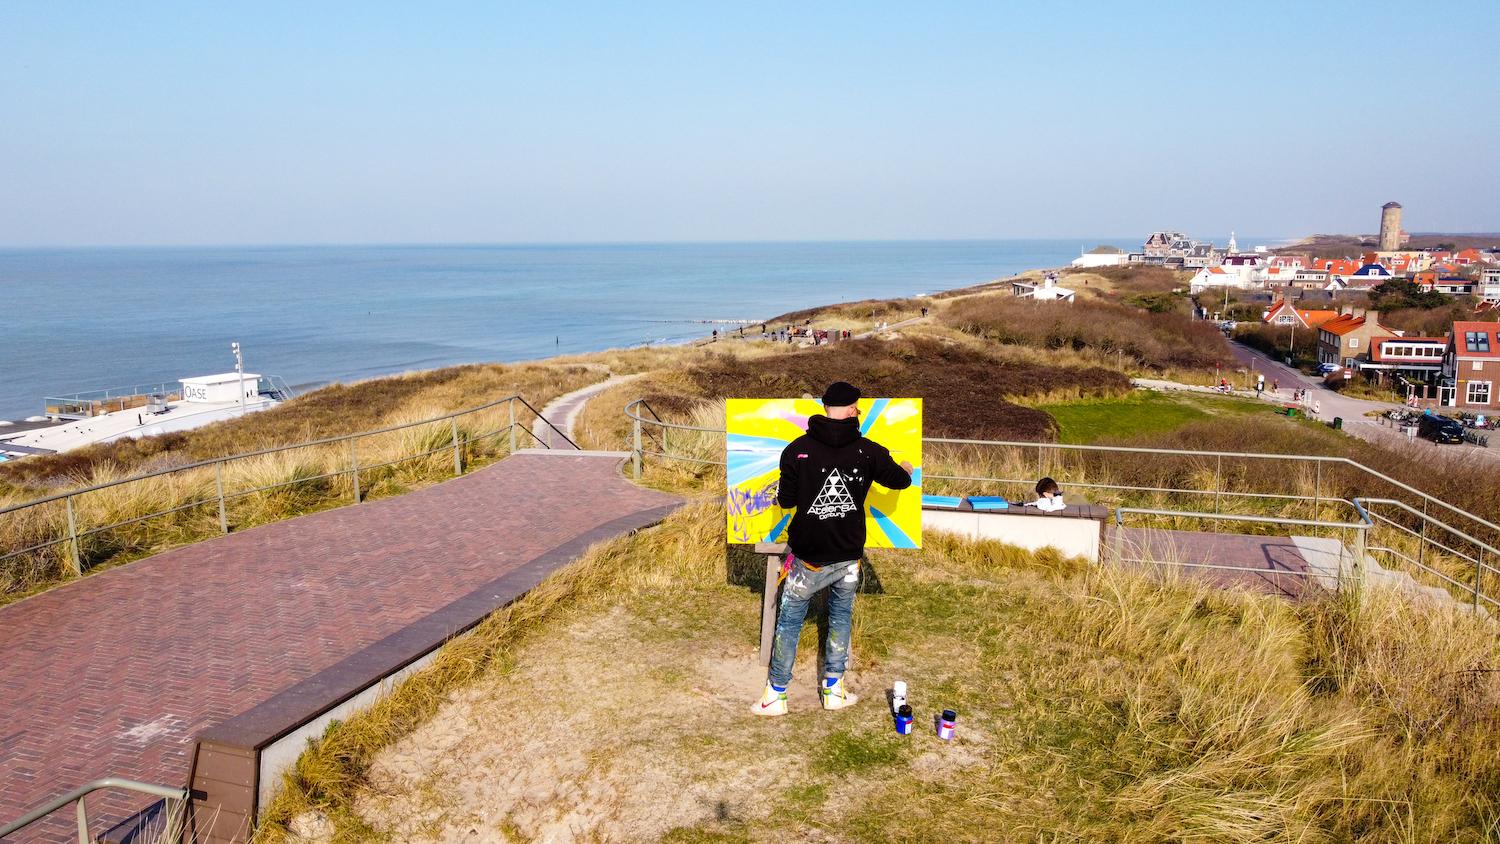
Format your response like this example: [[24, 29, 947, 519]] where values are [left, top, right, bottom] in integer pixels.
[[727, 479, 780, 543]]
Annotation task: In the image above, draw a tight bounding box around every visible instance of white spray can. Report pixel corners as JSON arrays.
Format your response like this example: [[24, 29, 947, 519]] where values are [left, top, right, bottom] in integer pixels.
[[891, 680, 907, 714]]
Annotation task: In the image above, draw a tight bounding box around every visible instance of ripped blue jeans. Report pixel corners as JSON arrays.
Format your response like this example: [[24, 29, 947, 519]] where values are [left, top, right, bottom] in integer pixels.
[[768, 555, 858, 688]]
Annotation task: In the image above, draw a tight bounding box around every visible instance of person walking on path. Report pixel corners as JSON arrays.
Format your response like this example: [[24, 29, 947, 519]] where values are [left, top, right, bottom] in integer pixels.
[[753, 381, 913, 716]]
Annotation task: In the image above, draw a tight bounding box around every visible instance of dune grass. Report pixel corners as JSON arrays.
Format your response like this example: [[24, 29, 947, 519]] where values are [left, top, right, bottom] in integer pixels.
[[259, 502, 1500, 843]]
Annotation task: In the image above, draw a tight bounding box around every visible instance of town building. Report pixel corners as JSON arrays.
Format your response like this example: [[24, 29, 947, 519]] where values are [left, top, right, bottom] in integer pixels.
[[1317, 310, 1399, 368], [1011, 273, 1076, 302], [1360, 336, 1448, 400], [1440, 322, 1500, 408], [1263, 299, 1338, 328], [1292, 267, 1330, 289], [1069, 245, 1129, 268], [1328, 262, 1397, 293], [1477, 268, 1500, 303], [1189, 265, 1258, 293], [1137, 231, 1222, 268]]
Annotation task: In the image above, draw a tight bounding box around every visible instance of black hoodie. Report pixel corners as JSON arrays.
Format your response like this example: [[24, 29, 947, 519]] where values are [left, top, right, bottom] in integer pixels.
[[777, 415, 912, 564]]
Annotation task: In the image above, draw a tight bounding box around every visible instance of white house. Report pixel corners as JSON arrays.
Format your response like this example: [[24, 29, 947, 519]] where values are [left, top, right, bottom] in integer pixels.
[[1189, 264, 1261, 293], [1070, 245, 1129, 268], [1012, 274, 1076, 302], [1478, 268, 1500, 303]]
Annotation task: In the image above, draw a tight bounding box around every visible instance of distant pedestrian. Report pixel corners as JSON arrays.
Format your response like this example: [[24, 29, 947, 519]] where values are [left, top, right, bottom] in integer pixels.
[[1272, 379, 1279, 393]]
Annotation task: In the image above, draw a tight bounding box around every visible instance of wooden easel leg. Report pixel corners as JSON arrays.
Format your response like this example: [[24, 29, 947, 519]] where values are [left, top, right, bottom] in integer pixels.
[[759, 554, 779, 666]]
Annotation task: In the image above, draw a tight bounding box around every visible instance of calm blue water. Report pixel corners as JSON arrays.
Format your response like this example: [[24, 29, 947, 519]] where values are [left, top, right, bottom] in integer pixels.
[[0, 240, 1135, 421]]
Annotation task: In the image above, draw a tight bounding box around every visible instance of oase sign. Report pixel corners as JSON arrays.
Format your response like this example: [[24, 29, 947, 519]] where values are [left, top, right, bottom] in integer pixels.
[[179, 373, 259, 404]]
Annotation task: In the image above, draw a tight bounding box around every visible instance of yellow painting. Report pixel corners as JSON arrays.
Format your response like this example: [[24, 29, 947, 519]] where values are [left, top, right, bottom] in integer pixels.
[[726, 398, 922, 547]]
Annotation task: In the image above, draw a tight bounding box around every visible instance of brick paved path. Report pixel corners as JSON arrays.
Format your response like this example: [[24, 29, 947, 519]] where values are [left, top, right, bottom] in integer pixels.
[[0, 452, 678, 841], [1110, 527, 1330, 600]]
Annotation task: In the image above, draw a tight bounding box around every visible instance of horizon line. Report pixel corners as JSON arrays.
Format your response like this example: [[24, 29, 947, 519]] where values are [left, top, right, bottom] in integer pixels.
[[0, 234, 1278, 251]]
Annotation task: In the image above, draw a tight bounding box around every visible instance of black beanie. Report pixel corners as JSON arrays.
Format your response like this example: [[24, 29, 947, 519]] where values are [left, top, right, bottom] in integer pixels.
[[821, 381, 861, 407]]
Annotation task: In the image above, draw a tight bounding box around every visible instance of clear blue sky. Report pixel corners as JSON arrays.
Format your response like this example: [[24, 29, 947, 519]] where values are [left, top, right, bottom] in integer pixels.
[[2, 1, 1496, 246]]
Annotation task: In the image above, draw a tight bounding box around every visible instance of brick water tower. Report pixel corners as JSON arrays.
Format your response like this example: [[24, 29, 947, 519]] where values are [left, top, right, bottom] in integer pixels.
[[1379, 201, 1403, 251]]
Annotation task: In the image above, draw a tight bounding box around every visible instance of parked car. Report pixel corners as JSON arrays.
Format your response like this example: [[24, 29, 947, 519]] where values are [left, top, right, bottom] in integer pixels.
[[1317, 362, 1341, 375], [1418, 413, 1466, 444]]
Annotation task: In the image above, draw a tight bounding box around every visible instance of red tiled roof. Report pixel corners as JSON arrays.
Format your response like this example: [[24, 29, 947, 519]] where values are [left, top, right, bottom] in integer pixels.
[[1321, 314, 1366, 335], [1451, 321, 1500, 359]]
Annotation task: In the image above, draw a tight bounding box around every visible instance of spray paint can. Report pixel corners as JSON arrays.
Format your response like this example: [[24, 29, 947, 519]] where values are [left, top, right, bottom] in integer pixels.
[[938, 709, 957, 741], [891, 680, 907, 714], [894, 705, 913, 735]]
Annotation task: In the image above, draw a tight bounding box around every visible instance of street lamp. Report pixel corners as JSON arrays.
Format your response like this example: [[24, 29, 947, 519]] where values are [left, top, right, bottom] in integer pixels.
[[231, 341, 246, 416]]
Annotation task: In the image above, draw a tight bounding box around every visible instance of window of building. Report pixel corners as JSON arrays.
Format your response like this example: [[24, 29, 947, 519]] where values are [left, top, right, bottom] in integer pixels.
[[1468, 381, 1491, 405], [1465, 331, 1491, 353], [1349, 338, 1359, 349], [1475, 361, 1484, 372]]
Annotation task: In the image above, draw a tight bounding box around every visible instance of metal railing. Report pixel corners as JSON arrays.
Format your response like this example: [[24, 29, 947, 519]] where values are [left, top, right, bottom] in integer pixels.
[[622, 398, 1500, 607], [0, 777, 187, 843], [1, 394, 573, 582], [1358, 497, 1500, 612]]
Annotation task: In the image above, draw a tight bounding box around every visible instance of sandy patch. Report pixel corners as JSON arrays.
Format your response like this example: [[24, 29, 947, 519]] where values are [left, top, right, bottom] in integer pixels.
[[355, 606, 798, 842]]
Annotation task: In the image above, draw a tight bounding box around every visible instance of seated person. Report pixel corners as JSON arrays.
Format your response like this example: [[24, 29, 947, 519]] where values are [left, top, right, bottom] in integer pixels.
[[1027, 476, 1067, 511]]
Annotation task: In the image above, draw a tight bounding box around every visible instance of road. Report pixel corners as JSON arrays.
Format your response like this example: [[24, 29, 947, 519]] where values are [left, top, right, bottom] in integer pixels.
[[1227, 340, 1499, 463]]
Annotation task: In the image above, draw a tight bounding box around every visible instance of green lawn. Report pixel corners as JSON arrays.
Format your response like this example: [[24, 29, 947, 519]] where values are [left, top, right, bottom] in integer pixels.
[[1036, 390, 1273, 444]]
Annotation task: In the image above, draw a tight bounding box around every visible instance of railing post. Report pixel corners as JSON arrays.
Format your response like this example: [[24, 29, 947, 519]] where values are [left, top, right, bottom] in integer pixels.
[[64, 495, 82, 576], [1314, 461, 1322, 516], [75, 795, 88, 844], [632, 416, 642, 480], [1353, 524, 1367, 585], [1475, 549, 1485, 612], [508, 399, 517, 453], [1418, 499, 1428, 574], [215, 461, 229, 534], [349, 439, 361, 503], [1213, 455, 1222, 514], [451, 418, 464, 476], [662, 425, 669, 460]]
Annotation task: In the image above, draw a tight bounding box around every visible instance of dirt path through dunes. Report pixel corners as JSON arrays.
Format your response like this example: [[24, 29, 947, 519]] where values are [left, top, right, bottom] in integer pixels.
[[531, 373, 645, 450]]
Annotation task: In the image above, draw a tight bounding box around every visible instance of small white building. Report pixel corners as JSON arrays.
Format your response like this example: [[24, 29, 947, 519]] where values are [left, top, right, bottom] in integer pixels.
[[1069, 245, 1129, 268], [180, 372, 263, 404], [1189, 265, 1261, 293], [1012, 274, 1076, 302]]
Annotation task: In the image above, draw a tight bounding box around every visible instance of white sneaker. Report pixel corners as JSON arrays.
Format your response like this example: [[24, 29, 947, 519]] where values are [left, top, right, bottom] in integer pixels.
[[820, 677, 859, 711], [751, 683, 788, 716]]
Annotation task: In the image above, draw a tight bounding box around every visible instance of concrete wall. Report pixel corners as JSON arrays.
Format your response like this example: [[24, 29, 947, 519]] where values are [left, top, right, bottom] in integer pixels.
[[924, 508, 1104, 562]]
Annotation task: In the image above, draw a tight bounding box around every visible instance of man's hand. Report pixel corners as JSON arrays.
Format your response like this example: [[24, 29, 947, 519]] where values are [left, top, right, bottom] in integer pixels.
[[900, 460, 914, 474]]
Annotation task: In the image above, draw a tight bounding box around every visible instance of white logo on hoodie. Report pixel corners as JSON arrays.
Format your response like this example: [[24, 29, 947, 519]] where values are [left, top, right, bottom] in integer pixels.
[[807, 469, 858, 520]]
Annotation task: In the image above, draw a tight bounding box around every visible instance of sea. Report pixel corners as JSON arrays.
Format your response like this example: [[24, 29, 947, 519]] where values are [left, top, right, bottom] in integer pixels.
[[0, 239, 1138, 422]]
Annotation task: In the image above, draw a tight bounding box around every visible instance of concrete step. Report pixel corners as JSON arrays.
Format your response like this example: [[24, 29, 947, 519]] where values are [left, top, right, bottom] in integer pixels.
[[1292, 535, 1486, 615]]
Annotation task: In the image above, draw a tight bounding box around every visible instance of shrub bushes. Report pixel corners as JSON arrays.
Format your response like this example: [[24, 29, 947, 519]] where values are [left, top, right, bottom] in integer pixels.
[[939, 296, 1234, 371], [685, 336, 1129, 441]]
